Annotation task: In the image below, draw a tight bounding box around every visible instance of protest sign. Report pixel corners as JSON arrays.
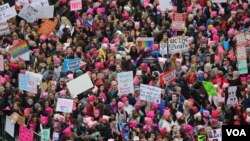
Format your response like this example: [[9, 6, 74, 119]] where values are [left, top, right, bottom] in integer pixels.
[[17, 0, 29, 6], [117, 71, 134, 95], [159, 70, 176, 86], [207, 129, 222, 141], [202, 81, 217, 96], [62, 58, 81, 71], [56, 98, 74, 113], [0, 21, 10, 35], [18, 51, 30, 61], [159, 42, 168, 55], [18, 72, 42, 93], [9, 41, 29, 58], [236, 33, 247, 45], [236, 45, 247, 59], [18, 5, 39, 23], [70, 0, 82, 11], [67, 73, 94, 97], [140, 84, 161, 104], [211, 0, 227, 3], [168, 36, 189, 54], [0, 4, 17, 22], [136, 37, 154, 48], [0, 55, 4, 71], [171, 13, 186, 31], [159, 0, 173, 11], [38, 19, 56, 35], [237, 59, 248, 74], [198, 135, 207, 141], [226, 86, 238, 106], [41, 128, 50, 141], [36, 5, 54, 19], [30, 0, 49, 6], [5, 116, 15, 137], [19, 125, 34, 141]]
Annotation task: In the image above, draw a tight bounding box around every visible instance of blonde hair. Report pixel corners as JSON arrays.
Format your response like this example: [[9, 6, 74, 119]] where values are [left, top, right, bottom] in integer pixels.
[[61, 16, 72, 27]]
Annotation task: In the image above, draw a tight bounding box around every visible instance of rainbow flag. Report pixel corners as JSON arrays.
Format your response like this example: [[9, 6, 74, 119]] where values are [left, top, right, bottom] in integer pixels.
[[136, 37, 154, 48], [9, 41, 29, 58]]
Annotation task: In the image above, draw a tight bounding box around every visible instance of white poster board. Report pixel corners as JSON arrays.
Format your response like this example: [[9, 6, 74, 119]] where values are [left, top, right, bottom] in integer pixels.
[[226, 86, 238, 106], [168, 36, 189, 54], [140, 84, 161, 104], [67, 73, 94, 97], [159, 0, 173, 11], [5, 116, 15, 137], [56, 98, 73, 113], [18, 5, 39, 23], [117, 71, 134, 95]]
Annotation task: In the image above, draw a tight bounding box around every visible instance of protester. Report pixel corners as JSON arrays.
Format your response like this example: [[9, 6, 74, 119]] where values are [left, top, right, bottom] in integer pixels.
[[0, 0, 250, 141]]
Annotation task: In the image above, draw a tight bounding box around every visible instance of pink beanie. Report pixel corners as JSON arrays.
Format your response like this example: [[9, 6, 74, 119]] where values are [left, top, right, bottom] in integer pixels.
[[40, 116, 48, 125], [118, 101, 124, 108], [63, 127, 71, 136], [212, 34, 219, 42], [129, 121, 138, 128], [163, 109, 171, 119], [151, 103, 158, 110], [211, 11, 217, 17], [203, 110, 210, 118], [219, 8, 225, 15], [59, 90, 67, 96], [102, 37, 109, 44], [228, 28, 235, 35], [87, 8, 94, 15], [67, 74, 74, 80], [228, 53, 235, 61], [146, 111, 155, 118], [24, 108, 31, 114], [214, 55, 220, 62], [133, 76, 140, 85], [122, 12, 130, 20], [187, 6, 193, 13], [218, 47, 224, 54], [110, 44, 117, 53], [88, 95, 97, 103], [211, 28, 217, 34], [153, 44, 159, 50], [45, 107, 53, 115], [144, 117, 153, 125], [184, 124, 193, 133]]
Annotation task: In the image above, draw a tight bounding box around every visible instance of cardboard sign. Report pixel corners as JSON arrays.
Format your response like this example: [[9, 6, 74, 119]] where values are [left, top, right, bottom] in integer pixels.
[[207, 129, 222, 141], [0, 4, 17, 21], [202, 81, 217, 96], [226, 86, 238, 107], [36, 5, 54, 19], [117, 71, 134, 95], [0, 55, 4, 71], [38, 19, 56, 35], [67, 73, 94, 97], [159, 0, 173, 11], [62, 58, 81, 72], [70, 0, 82, 11], [0, 22, 10, 35], [171, 13, 186, 31], [136, 37, 154, 48], [168, 36, 189, 54], [159, 42, 168, 55], [159, 70, 176, 86], [5, 116, 15, 137], [140, 84, 161, 104], [56, 98, 73, 113], [19, 125, 34, 141], [18, 71, 43, 93], [211, 0, 227, 3], [18, 5, 39, 23]]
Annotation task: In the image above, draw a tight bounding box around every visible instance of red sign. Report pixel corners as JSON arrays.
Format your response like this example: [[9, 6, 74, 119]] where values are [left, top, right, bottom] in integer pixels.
[[159, 70, 176, 86], [171, 13, 186, 31]]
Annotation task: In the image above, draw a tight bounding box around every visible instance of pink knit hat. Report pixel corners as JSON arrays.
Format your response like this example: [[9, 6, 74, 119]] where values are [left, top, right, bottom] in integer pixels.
[[59, 90, 67, 96], [24, 108, 31, 114], [214, 55, 220, 62], [203, 110, 210, 118], [88, 95, 97, 103], [102, 37, 109, 44], [151, 103, 158, 110], [146, 111, 155, 118], [218, 47, 224, 54], [87, 8, 94, 15], [212, 34, 219, 42], [129, 121, 138, 128], [187, 6, 193, 13], [184, 124, 193, 133], [212, 110, 219, 119], [122, 12, 130, 20], [211, 28, 217, 34], [67, 74, 74, 80], [118, 101, 124, 108], [145, 117, 153, 125], [40, 116, 48, 125], [63, 127, 71, 135], [102, 115, 110, 121], [211, 11, 217, 17], [45, 107, 53, 115], [163, 109, 171, 119], [133, 76, 140, 85]]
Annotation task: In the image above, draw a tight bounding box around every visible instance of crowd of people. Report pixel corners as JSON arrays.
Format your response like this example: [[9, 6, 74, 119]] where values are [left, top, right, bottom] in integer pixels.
[[0, 0, 250, 141]]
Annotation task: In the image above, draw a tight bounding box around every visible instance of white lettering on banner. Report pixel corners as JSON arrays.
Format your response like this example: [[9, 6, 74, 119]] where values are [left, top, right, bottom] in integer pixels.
[[118, 71, 134, 95], [226, 86, 238, 106], [140, 84, 161, 104], [168, 36, 189, 54], [226, 129, 246, 136], [163, 70, 175, 83]]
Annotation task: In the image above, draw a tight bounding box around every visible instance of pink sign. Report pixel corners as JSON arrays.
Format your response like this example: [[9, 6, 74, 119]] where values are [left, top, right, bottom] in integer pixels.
[[70, 0, 82, 11], [19, 125, 34, 141], [0, 55, 3, 71]]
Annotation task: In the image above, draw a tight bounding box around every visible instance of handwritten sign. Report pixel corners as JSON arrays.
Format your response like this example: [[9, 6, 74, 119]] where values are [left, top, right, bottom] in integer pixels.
[[38, 19, 56, 35], [171, 13, 186, 31], [70, 0, 82, 11], [202, 81, 217, 96], [67, 73, 94, 97], [18, 5, 39, 23], [168, 36, 189, 54], [211, 0, 227, 3], [41, 128, 50, 141], [36, 5, 54, 19], [118, 71, 134, 95], [0, 4, 17, 21], [56, 98, 73, 113], [140, 84, 161, 104], [159, 0, 173, 11], [0, 55, 4, 71], [236, 33, 247, 45], [5, 116, 15, 137], [159, 70, 176, 86], [207, 129, 222, 141], [237, 59, 248, 74], [159, 42, 168, 55], [236, 45, 247, 59], [0, 22, 10, 35], [19, 125, 34, 141], [30, 0, 49, 6], [62, 58, 81, 71], [18, 71, 43, 93], [226, 86, 238, 106]]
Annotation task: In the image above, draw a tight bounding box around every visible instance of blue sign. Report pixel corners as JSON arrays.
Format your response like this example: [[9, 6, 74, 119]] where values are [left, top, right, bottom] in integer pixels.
[[62, 59, 81, 72]]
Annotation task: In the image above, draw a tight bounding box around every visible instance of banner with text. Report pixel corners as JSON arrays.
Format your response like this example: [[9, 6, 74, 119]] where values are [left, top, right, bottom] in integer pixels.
[[168, 36, 189, 54], [62, 58, 81, 71], [0, 4, 17, 22], [171, 13, 186, 31], [18, 5, 39, 23], [70, 0, 82, 11], [226, 86, 238, 107], [0, 22, 10, 35], [56, 98, 73, 113], [140, 84, 161, 104], [159, 70, 176, 86]]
